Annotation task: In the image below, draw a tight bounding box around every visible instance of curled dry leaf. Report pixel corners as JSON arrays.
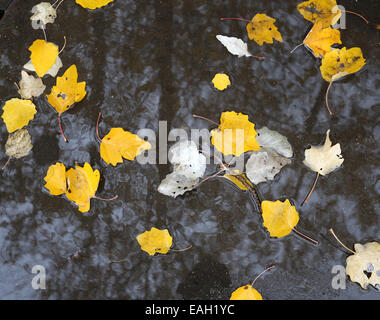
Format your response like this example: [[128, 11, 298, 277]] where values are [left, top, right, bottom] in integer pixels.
[[24, 56, 63, 78], [303, 129, 343, 176], [158, 140, 206, 198], [297, 0, 342, 27], [246, 13, 282, 46], [100, 128, 151, 166], [211, 111, 260, 157], [261, 199, 299, 238], [28, 39, 59, 77], [346, 242, 380, 290], [136, 227, 173, 256], [1, 98, 37, 133], [30, 2, 57, 29], [5, 129, 33, 159], [303, 21, 341, 58], [246, 148, 291, 185], [212, 73, 231, 91], [256, 126, 293, 158], [75, 0, 115, 10], [44, 162, 67, 196], [216, 35, 252, 58], [18, 71, 46, 100]]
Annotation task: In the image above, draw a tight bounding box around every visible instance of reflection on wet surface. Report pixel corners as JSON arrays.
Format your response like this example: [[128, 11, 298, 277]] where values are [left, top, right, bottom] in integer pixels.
[[0, 0, 379, 299]]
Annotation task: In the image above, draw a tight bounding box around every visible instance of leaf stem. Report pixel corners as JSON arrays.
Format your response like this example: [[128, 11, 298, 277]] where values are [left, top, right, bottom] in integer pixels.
[[325, 81, 334, 116], [96, 112, 103, 142], [59, 36, 66, 54], [303, 172, 320, 204], [292, 227, 319, 245], [220, 17, 251, 23], [329, 228, 356, 254], [343, 10, 369, 24], [251, 265, 275, 287], [192, 114, 219, 126], [58, 114, 68, 142], [171, 245, 193, 252], [1, 157, 11, 171], [290, 43, 303, 54], [94, 195, 118, 202], [55, 0, 65, 10]]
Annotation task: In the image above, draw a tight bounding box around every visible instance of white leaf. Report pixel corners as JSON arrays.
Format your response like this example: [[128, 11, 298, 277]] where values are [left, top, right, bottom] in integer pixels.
[[216, 35, 252, 58], [158, 140, 206, 198], [18, 71, 46, 99], [303, 129, 344, 176], [24, 56, 62, 77], [5, 129, 33, 159], [30, 2, 57, 29], [246, 148, 291, 184], [256, 126, 293, 158]]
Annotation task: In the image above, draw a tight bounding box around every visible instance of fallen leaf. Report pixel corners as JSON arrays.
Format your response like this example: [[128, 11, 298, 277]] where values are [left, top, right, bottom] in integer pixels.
[[5, 129, 33, 159], [65, 162, 100, 213], [136, 227, 173, 256], [28, 39, 59, 77], [224, 172, 254, 191], [346, 242, 380, 290], [303, 129, 343, 176], [216, 35, 253, 58], [30, 2, 57, 29], [303, 21, 341, 58], [24, 56, 63, 78], [211, 111, 260, 156], [297, 0, 342, 27], [100, 128, 151, 166], [1, 98, 37, 133], [320, 47, 366, 82], [212, 73, 231, 91], [18, 71, 46, 99], [46, 64, 87, 114], [230, 285, 263, 300], [261, 199, 299, 238], [75, 0, 115, 10], [246, 148, 291, 185], [256, 126, 293, 158], [246, 13, 282, 46], [44, 162, 67, 196]]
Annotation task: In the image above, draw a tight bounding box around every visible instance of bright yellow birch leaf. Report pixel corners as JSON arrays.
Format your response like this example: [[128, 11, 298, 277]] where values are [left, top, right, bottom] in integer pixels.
[[44, 162, 67, 195], [75, 0, 115, 9], [261, 199, 299, 238], [303, 21, 341, 57], [46, 65, 87, 114], [211, 111, 260, 157], [29, 39, 59, 77], [100, 128, 151, 166], [212, 73, 231, 90], [65, 162, 100, 213], [297, 0, 342, 27], [246, 13, 282, 46], [230, 285, 263, 300], [136, 227, 173, 256], [320, 47, 366, 82], [1, 98, 37, 133]]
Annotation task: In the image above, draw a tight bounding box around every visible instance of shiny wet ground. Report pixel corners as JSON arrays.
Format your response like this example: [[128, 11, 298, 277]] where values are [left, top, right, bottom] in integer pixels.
[[0, 0, 379, 299]]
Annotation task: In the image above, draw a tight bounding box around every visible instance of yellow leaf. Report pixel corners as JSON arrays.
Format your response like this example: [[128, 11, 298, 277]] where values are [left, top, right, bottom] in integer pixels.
[[44, 162, 67, 195], [297, 0, 342, 27], [75, 0, 115, 9], [1, 98, 37, 133], [224, 173, 253, 191], [211, 111, 260, 157], [230, 285, 263, 300], [29, 39, 59, 77], [46, 65, 87, 114], [303, 21, 341, 58], [246, 13, 282, 46], [261, 199, 299, 238], [100, 128, 152, 166], [65, 162, 100, 213], [212, 73, 231, 90], [320, 47, 366, 82], [136, 227, 173, 256]]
